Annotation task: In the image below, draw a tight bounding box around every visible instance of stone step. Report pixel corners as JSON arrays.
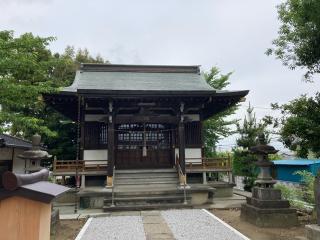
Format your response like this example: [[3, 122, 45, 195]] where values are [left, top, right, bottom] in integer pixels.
[[115, 180, 179, 185], [115, 184, 179, 191], [104, 195, 188, 203], [115, 174, 178, 179], [115, 178, 178, 184], [114, 187, 183, 195], [115, 168, 177, 174], [103, 203, 191, 212]]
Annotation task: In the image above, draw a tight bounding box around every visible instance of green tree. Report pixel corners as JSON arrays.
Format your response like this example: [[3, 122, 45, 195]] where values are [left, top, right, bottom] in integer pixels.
[[271, 93, 320, 158], [233, 105, 270, 191], [0, 31, 57, 137], [266, 0, 320, 80], [44, 46, 108, 159], [203, 67, 239, 156], [0, 30, 108, 159]]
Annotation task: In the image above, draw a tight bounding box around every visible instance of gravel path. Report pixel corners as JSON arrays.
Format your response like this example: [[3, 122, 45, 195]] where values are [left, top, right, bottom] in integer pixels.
[[79, 216, 146, 240], [161, 209, 249, 240]]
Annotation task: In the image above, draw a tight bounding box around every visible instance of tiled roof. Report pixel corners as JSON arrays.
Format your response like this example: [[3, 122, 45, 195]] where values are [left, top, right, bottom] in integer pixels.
[[0, 133, 32, 149], [63, 64, 215, 94]]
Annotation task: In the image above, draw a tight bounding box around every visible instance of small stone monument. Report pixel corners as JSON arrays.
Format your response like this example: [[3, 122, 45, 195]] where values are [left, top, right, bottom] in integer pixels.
[[18, 133, 52, 173], [305, 175, 320, 240], [240, 133, 298, 227]]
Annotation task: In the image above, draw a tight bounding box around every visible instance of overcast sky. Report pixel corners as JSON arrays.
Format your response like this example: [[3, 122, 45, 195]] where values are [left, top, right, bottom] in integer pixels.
[[1, 0, 320, 152]]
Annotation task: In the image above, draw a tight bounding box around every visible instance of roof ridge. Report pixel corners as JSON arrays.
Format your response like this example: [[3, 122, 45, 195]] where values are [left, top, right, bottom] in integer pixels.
[[80, 63, 201, 74]]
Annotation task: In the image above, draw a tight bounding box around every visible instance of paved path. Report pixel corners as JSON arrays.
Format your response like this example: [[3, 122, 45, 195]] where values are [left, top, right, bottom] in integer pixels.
[[142, 211, 175, 240], [76, 209, 249, 240]]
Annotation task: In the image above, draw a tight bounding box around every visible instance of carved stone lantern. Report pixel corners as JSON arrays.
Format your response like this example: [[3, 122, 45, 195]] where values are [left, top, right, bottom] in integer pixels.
[[18, 134, 52, 173], [240, 133, 298, 227], [250, 133, 278, 188]]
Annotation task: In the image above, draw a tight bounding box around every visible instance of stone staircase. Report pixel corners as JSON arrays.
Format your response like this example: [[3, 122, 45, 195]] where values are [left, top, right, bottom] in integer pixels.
[[103, 168, 191, 211]]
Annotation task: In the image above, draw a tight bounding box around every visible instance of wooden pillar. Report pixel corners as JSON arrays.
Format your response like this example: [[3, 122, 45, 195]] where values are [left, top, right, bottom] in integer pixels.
[[107, 101, 115, 187], [178, 121, 186, 175], [178, 102, 186, 177], [79, 97, 85, 161]]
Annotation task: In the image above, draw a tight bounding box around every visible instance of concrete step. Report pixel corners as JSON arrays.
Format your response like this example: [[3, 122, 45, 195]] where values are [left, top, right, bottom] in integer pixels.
[[115, 180, 179, 185], [115, 184, 179, 190], [104, 195, 188, 203], [115, 178, 178, 184], [115, 174, 178, 179], [115, 168, 177, 174], [114, 187, 183, 195], [103, 202, 191, 212]]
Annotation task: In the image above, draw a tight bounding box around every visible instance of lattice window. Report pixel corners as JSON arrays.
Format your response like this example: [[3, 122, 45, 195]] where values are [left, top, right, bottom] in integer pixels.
[[185, 122, 202, 147], [84, 122, 108, 149]]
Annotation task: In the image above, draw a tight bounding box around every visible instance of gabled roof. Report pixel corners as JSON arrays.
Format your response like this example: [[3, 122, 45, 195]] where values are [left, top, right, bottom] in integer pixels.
[[45, 63, 249, 120], [62, 64, 215, 95], [0, 133, 32, 149]]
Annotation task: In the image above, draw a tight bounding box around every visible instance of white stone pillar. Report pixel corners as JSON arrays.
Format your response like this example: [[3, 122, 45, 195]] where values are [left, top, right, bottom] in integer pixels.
[[202, 172, 207, 184], [81, 175, 86, 188]]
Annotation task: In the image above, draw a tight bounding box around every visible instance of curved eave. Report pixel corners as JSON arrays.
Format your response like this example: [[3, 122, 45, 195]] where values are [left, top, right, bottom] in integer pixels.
[[43, 92, 78, 120], [201, 90, 249, 120]]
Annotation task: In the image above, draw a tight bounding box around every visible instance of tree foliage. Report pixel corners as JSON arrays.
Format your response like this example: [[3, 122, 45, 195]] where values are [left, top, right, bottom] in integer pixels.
[[272, 93, 320, 158], [232, 105, 270, 191], [203, 67, 238, 156], [0, 30, 108, 159], [267, 0, 320, 80]]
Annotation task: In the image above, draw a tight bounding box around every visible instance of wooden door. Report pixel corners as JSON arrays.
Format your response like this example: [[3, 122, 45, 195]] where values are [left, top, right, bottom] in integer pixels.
[[115, 123, 173, 169]]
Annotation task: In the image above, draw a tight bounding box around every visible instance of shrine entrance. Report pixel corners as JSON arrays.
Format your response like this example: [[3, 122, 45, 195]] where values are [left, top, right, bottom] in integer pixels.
[[115, 123, 175, 169]]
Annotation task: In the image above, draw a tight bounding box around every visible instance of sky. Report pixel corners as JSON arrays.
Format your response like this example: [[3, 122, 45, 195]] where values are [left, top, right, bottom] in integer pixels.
[[1, 0, 320, 153]]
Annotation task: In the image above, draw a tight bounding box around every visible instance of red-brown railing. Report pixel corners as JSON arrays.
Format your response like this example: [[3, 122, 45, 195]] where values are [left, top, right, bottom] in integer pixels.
[[186, 157, 232, 170], [53, 159, 108, 172]]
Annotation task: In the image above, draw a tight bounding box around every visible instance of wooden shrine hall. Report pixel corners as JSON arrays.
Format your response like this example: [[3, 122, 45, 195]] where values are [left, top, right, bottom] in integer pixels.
[[45, 64, 248, 195]]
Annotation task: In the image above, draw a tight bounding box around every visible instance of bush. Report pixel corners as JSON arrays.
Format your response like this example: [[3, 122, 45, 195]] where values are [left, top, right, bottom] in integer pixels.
[[274, 170, 315, 211]]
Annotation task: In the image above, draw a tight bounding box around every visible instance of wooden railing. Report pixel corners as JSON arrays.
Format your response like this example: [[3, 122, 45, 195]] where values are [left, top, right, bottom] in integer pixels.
[[186, 157, 232, 170], [53, 159, 108, 172]]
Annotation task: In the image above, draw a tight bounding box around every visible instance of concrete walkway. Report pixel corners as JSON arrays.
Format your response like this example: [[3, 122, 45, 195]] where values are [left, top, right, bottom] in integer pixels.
[[75, 209, 249, 240]]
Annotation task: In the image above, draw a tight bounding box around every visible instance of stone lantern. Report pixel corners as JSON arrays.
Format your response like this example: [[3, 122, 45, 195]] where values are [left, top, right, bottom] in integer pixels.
[[18, 134, 52, 173], [240, 133, 298, 227], [250, 133, 278, 188]]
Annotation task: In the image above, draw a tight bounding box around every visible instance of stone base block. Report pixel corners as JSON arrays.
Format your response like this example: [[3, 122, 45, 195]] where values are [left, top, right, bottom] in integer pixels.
[[209, 182, 235, 198], [80, 196, 105, 208], [190, 192, 209, 205], [247, 197, 290, 208], [241, 203, 298, 227], [306, 225, 320, 240], [252, 187, 282, 200]]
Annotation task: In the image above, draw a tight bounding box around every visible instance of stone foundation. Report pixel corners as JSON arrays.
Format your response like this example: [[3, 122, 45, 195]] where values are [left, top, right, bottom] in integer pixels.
[[241, 187, 298, 227], [208, 182, 234, 198], [241, 203, 298, 227]]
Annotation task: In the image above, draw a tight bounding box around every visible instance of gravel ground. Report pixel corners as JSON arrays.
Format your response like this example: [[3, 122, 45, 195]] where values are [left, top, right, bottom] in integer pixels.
[[79, 216, 146, 240], [161, 209, 248, 240]]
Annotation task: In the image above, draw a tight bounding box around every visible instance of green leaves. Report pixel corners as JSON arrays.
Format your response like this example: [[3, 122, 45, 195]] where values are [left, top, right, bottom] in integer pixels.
[[0, 30, 108, 159], [203, 67, 238, 156], [267, 0, 320, 80], [275, 92, 320, 157]]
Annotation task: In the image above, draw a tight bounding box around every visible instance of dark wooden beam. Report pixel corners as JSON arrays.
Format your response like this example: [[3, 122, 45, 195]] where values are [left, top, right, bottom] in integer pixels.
[[178, 102, 186, 174], [178, 121, 186, 175], [115, 115, 178, 124], [107, 101, 115, 178]]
